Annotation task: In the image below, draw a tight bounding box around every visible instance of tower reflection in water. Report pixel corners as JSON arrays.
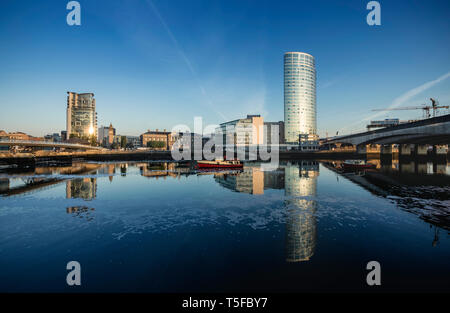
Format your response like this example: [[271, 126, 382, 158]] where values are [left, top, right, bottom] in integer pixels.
[[66, 177, 97, 216], [284, 161, 319, 262], [214, 161, 319, 262], [66, 178, 97, 200]]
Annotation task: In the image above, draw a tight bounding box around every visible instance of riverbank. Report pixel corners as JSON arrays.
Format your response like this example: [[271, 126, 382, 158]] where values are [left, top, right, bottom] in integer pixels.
[[0, 150, 448, 167]]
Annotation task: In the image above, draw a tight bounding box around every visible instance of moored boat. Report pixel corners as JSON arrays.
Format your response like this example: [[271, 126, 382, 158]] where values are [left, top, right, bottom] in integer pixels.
[[196, 159, 243, 169], [342, 160, 376, 170]]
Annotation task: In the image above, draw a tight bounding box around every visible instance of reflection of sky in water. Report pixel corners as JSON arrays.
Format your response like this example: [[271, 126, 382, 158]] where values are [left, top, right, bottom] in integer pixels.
[[0, 162, 449, 292]]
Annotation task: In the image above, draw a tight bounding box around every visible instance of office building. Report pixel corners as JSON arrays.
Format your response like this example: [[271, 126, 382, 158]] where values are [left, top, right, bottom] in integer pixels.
[[98, 123, 116, 146], [284, 52, 318, 148], [217, 115, 264, 146], [125, 136, 141, 149], [44, 133, 61, 142], [264, 121, 285, 145], [66, 92, 97, 139]]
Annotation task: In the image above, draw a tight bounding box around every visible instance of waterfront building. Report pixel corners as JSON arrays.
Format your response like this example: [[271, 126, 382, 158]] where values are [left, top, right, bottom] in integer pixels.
[[217, 115, 264, 146], [140, 129, 174, 150], [0, 131, 43, 141], [264, 121, 285, 145], [125, 136, 141, 149], [44, 133, 62, 142], [98, 123, 116, 147], [172, 132, 204, 152], [0, 130, 7, 139], [61, 130, 67, 142], [66, 92, 98, 139], [284, 52, 318, 149]]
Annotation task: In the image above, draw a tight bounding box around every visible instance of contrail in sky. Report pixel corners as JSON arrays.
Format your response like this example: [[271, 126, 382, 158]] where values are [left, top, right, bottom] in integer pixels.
[[146, 0, 227, 122], [341, 71, 450, 133]]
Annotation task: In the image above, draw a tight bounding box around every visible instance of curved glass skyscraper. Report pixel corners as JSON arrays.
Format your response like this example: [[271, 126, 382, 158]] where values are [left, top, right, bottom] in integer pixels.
[[284, 52, 317, 145]]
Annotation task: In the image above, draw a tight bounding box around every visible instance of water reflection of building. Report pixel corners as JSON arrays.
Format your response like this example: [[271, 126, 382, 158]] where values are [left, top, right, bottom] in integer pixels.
[[97, 163, 116, 182], [284, 161, 319, 262], [66, 178, 97, 200], [139, 162, 178, 179], [214, 167, 264, 194], [67, 206, 95, 221], [0, 178, 9, 193]]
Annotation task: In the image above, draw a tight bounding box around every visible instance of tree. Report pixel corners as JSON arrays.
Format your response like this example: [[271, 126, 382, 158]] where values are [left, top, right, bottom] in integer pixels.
[[89, 135, 97, 146], [146, 141, 166, 149], [120, 136, 127, 149]]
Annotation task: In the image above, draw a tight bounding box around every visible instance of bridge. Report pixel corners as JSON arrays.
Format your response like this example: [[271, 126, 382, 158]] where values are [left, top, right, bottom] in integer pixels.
[[0, 139, 105, 151], [324, 114, 450, 154]]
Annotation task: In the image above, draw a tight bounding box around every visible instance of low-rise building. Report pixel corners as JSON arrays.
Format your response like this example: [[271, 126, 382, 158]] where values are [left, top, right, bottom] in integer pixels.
[[172, 132, 204, 151], [0, 131, 43, 141], [298, 133, 319, 151], [44, 133, 62, 142], [140, 129, 174, 150], [61, 130, 67, 142], [125, 136, 141, 149]]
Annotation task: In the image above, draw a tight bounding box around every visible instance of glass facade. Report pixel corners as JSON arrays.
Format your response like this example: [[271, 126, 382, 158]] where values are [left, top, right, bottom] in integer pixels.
[[66, 92, 97, 139], [284, 52, 317, 143]]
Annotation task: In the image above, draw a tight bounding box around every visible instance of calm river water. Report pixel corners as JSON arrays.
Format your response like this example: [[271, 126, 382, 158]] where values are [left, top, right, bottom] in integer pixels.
[[0, 160, 449, 292]]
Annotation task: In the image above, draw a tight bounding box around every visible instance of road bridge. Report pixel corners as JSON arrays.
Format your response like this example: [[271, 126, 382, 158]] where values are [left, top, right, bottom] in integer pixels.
[[325, 114, 450, 146], [0, 139, 104, 151], [324, 114, 450, 155]]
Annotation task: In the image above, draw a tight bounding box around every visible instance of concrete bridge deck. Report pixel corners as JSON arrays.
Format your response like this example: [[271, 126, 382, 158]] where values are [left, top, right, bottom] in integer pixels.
[[325, 114, 450, 146], [0, 139, 105, 151]]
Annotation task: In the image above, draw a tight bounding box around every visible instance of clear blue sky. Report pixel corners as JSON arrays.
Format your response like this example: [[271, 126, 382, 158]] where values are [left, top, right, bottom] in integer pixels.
[[0, 0, 449, 137]]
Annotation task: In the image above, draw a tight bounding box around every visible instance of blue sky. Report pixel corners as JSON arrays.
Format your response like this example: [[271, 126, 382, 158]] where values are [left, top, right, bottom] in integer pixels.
[[0, 0, 449, 137]]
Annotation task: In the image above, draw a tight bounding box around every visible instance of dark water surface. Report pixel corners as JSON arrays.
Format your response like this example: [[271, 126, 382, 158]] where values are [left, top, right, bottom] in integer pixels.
[[0, 160, 449, 292]]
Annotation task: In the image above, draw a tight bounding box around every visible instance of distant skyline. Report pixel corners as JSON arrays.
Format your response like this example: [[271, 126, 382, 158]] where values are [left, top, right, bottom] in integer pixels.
[[0, 0, 449, 137]]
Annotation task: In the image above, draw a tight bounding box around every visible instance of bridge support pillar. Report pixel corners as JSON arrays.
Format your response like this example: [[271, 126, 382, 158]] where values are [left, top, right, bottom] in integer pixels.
[[433, 145, 448, 155], [415, 144, 428, 156], [356, 144, 367, 155], [399, 144, 412, 156], [416, 162, 428, 174], [366, 144, 380, 153], [400, 162, 414, 174], [380, 144, 392, 155], [434, 163, 446, 174]]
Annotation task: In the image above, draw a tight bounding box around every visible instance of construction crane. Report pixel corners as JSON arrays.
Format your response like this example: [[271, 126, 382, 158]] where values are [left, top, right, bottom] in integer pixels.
[[372, 98, 449, 119]]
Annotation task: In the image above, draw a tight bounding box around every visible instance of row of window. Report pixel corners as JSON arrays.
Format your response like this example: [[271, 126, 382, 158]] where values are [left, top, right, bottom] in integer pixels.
[[285, 56, 314, 60]]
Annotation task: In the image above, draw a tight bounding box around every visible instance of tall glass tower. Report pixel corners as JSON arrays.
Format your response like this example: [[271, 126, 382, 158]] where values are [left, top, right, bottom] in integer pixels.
[[284, 52, 317, 145], [66, 91, 97, 139]]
